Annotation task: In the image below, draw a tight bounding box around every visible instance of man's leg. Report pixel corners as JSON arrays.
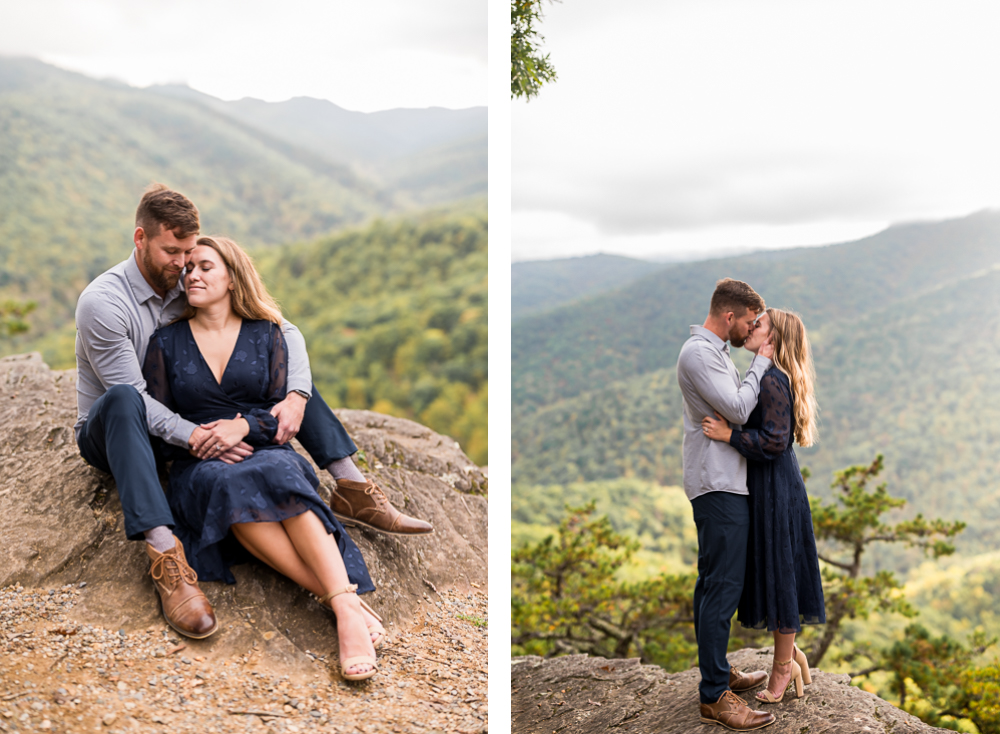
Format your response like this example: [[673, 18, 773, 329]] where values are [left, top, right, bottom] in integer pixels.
[[77, 385, 217, 638], [691, 491, 750, 704], [296, 384, 433, 535], [77, 385, 175, 540]]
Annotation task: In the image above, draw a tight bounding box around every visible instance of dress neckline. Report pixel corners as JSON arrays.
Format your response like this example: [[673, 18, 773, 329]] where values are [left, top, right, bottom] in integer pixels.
[[184, 318, 246, 388]]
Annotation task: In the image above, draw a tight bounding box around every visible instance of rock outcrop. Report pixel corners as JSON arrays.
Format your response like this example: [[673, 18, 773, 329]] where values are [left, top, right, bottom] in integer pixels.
[[512, 649, 953, 734], [0, 353, 487, 676]]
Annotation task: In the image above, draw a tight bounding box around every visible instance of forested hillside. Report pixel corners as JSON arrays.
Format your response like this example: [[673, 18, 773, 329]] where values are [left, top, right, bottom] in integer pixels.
[[511, 253, 667, 321], [148, 85, 487, 207], [0, 57, 378, 342], [0, 56, 488, 464], [257, 206, 488, 465], [0, 56, 486, 352], [512, 211, 1000, 552]]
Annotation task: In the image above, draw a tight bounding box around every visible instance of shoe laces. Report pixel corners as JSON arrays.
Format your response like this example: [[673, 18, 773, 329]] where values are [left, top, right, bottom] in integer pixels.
[[722, 690, 748, 708], [363, 482, 389, 512], [150, 551, 198, 588]]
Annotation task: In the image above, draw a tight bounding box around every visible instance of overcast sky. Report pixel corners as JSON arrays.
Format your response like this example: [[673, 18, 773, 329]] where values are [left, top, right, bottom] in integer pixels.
[[512, 0, 1000, 261], [0, 0, 485, 112]]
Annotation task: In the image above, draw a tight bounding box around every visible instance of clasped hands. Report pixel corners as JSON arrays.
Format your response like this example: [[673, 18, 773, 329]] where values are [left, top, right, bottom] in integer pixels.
[[187, 392, 308, 464]]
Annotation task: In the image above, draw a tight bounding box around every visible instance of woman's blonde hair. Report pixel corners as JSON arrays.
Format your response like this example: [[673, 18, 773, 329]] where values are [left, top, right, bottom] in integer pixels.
[[181, 236, 283, 325], [765, 308, 818, 447]]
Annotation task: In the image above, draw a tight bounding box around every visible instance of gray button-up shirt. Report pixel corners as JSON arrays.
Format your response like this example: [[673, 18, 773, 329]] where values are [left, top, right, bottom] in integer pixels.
[[74, 252, 313, 447], [676, 325, 771, 501]]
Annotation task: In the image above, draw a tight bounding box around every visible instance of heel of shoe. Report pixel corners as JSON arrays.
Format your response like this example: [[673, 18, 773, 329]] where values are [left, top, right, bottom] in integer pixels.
[[794, 645, 812, 685], [792, 661, 804, 698]]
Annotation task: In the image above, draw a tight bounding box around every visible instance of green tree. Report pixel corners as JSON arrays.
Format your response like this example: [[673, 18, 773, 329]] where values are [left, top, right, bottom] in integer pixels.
[[511, 0, 559, 100], [0, 299, 35, 337], [808, 455, 966, 666], [958, 662, 1000, 734], [511, 503, 696, 667]]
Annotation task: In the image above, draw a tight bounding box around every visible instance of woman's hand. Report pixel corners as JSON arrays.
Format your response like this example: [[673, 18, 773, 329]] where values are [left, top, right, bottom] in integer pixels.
[[189, 414, 251, 460], [701, 411, 733, 443]]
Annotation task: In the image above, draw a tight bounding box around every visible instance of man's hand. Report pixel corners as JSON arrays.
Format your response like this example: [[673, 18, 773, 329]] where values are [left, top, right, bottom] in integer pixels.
[[189, 415, 251, 460], [271, 392, 308, 445], [759, 335, 775, 360]]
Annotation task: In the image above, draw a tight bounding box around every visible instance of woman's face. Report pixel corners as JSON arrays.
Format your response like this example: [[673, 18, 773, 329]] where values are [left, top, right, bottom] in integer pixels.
[[184, 245, 233, 309], [744, 311, 771, 353]]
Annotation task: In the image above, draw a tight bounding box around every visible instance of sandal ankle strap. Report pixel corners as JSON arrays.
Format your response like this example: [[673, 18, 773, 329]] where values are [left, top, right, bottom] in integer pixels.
[[318, 583, 358, 605]]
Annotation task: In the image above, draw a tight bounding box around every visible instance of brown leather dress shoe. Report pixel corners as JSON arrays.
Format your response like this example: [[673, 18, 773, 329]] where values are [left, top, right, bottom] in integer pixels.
[[146, 536, 219, 639], [730, 666, 767, 691], [700, 690, 776, 731], [330, 479, 434, 536]]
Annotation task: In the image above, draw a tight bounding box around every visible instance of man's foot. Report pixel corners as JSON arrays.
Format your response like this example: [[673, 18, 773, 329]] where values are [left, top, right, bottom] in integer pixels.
[[730, 666, 767, 691], [146, 536, 219, 639], [699, 691, 776, 731], [330, 479, 433, 536]]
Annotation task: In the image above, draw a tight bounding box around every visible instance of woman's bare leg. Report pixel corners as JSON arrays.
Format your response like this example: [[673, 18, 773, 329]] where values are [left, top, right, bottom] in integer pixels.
[[766, 630, 797, 696], [230, 516, 376, 675], [280, 511, 375, 675], [231, 521, 385, 641]]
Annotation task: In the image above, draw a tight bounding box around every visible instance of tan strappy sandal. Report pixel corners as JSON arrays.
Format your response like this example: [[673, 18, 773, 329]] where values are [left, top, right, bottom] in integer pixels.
[[755, 658, 803, 703], [794, 644, 812, 685], [358, 598, 387, 649], [317, 586, 387, 649], [318, 584, 379, 681]]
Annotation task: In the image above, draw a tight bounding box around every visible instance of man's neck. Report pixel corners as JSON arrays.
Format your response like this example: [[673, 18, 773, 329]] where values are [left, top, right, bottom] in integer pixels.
[[702, 316, 729, 343], [133, 250, 167, 299]]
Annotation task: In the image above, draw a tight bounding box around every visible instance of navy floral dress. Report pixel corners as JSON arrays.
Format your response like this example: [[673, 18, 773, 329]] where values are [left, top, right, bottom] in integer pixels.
[[729, 367, 824, 632], [142, 318, 374, 593]]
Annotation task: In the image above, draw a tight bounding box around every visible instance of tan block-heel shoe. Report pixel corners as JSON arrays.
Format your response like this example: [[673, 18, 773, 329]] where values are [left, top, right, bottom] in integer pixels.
[[318, 584, 378, 681], [794, 645, 812, 685], [359, 598, 387, 649], [755, 659, 803, 703]]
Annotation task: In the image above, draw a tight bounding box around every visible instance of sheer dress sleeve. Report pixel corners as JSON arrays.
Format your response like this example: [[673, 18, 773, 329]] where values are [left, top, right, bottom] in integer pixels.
[[729, 371, 792, 461], [241, 322, 288, 447]]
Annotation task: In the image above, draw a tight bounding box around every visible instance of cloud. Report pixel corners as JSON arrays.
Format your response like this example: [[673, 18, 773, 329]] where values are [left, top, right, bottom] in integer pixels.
[[0, 0, 486, 111], [513, 0, 1000, 246]]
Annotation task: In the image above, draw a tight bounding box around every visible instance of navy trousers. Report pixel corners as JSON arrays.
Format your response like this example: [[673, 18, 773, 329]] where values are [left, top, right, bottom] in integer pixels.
[[691, 491, 750, 704], [76, 383, 358, 541]]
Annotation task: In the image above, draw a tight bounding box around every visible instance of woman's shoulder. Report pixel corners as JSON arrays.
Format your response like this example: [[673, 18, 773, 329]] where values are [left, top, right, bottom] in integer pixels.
[[149, 319, 190, 345], [762, 365, 791, 388], [244, 318, 282, 334]]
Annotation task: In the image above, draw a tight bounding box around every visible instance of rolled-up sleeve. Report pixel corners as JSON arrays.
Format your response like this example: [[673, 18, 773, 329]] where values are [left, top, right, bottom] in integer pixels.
[[77, 292, 197, 447], [280, 319, 313, 398]]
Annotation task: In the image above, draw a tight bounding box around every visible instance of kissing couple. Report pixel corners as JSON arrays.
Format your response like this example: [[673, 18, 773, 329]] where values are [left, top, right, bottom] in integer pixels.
[[74, 183, 434, 681], [676, 278, 826, 730]]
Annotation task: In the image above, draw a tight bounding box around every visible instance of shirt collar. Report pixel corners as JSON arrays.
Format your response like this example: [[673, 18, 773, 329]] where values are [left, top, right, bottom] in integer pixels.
[[689, 325, 730, 355], [125, 250, 185, 306]]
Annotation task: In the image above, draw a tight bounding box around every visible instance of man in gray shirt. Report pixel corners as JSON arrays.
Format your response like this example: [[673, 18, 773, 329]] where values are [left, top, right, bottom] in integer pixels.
[[75, 184, 431, 640], [675, 278, 776, 731]]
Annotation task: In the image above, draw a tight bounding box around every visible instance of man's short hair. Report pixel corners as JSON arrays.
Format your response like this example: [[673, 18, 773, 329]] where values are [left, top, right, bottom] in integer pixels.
[[135, 183, 200, 239], [709, 278, 765, 317]]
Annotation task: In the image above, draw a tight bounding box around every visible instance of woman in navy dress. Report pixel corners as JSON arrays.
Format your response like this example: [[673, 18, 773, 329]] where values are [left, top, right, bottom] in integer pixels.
[[142, 236, 379, 681], [701, 308, 825, 703]]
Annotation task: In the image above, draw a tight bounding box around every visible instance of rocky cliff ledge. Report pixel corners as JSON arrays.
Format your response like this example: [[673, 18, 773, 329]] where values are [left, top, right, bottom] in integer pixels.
[[0, 352, 488, 677], [512, 649, 952, 734]]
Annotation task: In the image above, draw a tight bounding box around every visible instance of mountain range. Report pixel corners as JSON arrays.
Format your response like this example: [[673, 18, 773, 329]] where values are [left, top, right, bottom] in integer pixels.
[[0, 55, 485, 358], [511, 211, 1000, 552]]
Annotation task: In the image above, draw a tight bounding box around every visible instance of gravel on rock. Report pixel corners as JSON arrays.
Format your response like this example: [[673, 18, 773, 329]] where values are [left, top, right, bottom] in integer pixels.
[[0, 584, 488, 734]]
